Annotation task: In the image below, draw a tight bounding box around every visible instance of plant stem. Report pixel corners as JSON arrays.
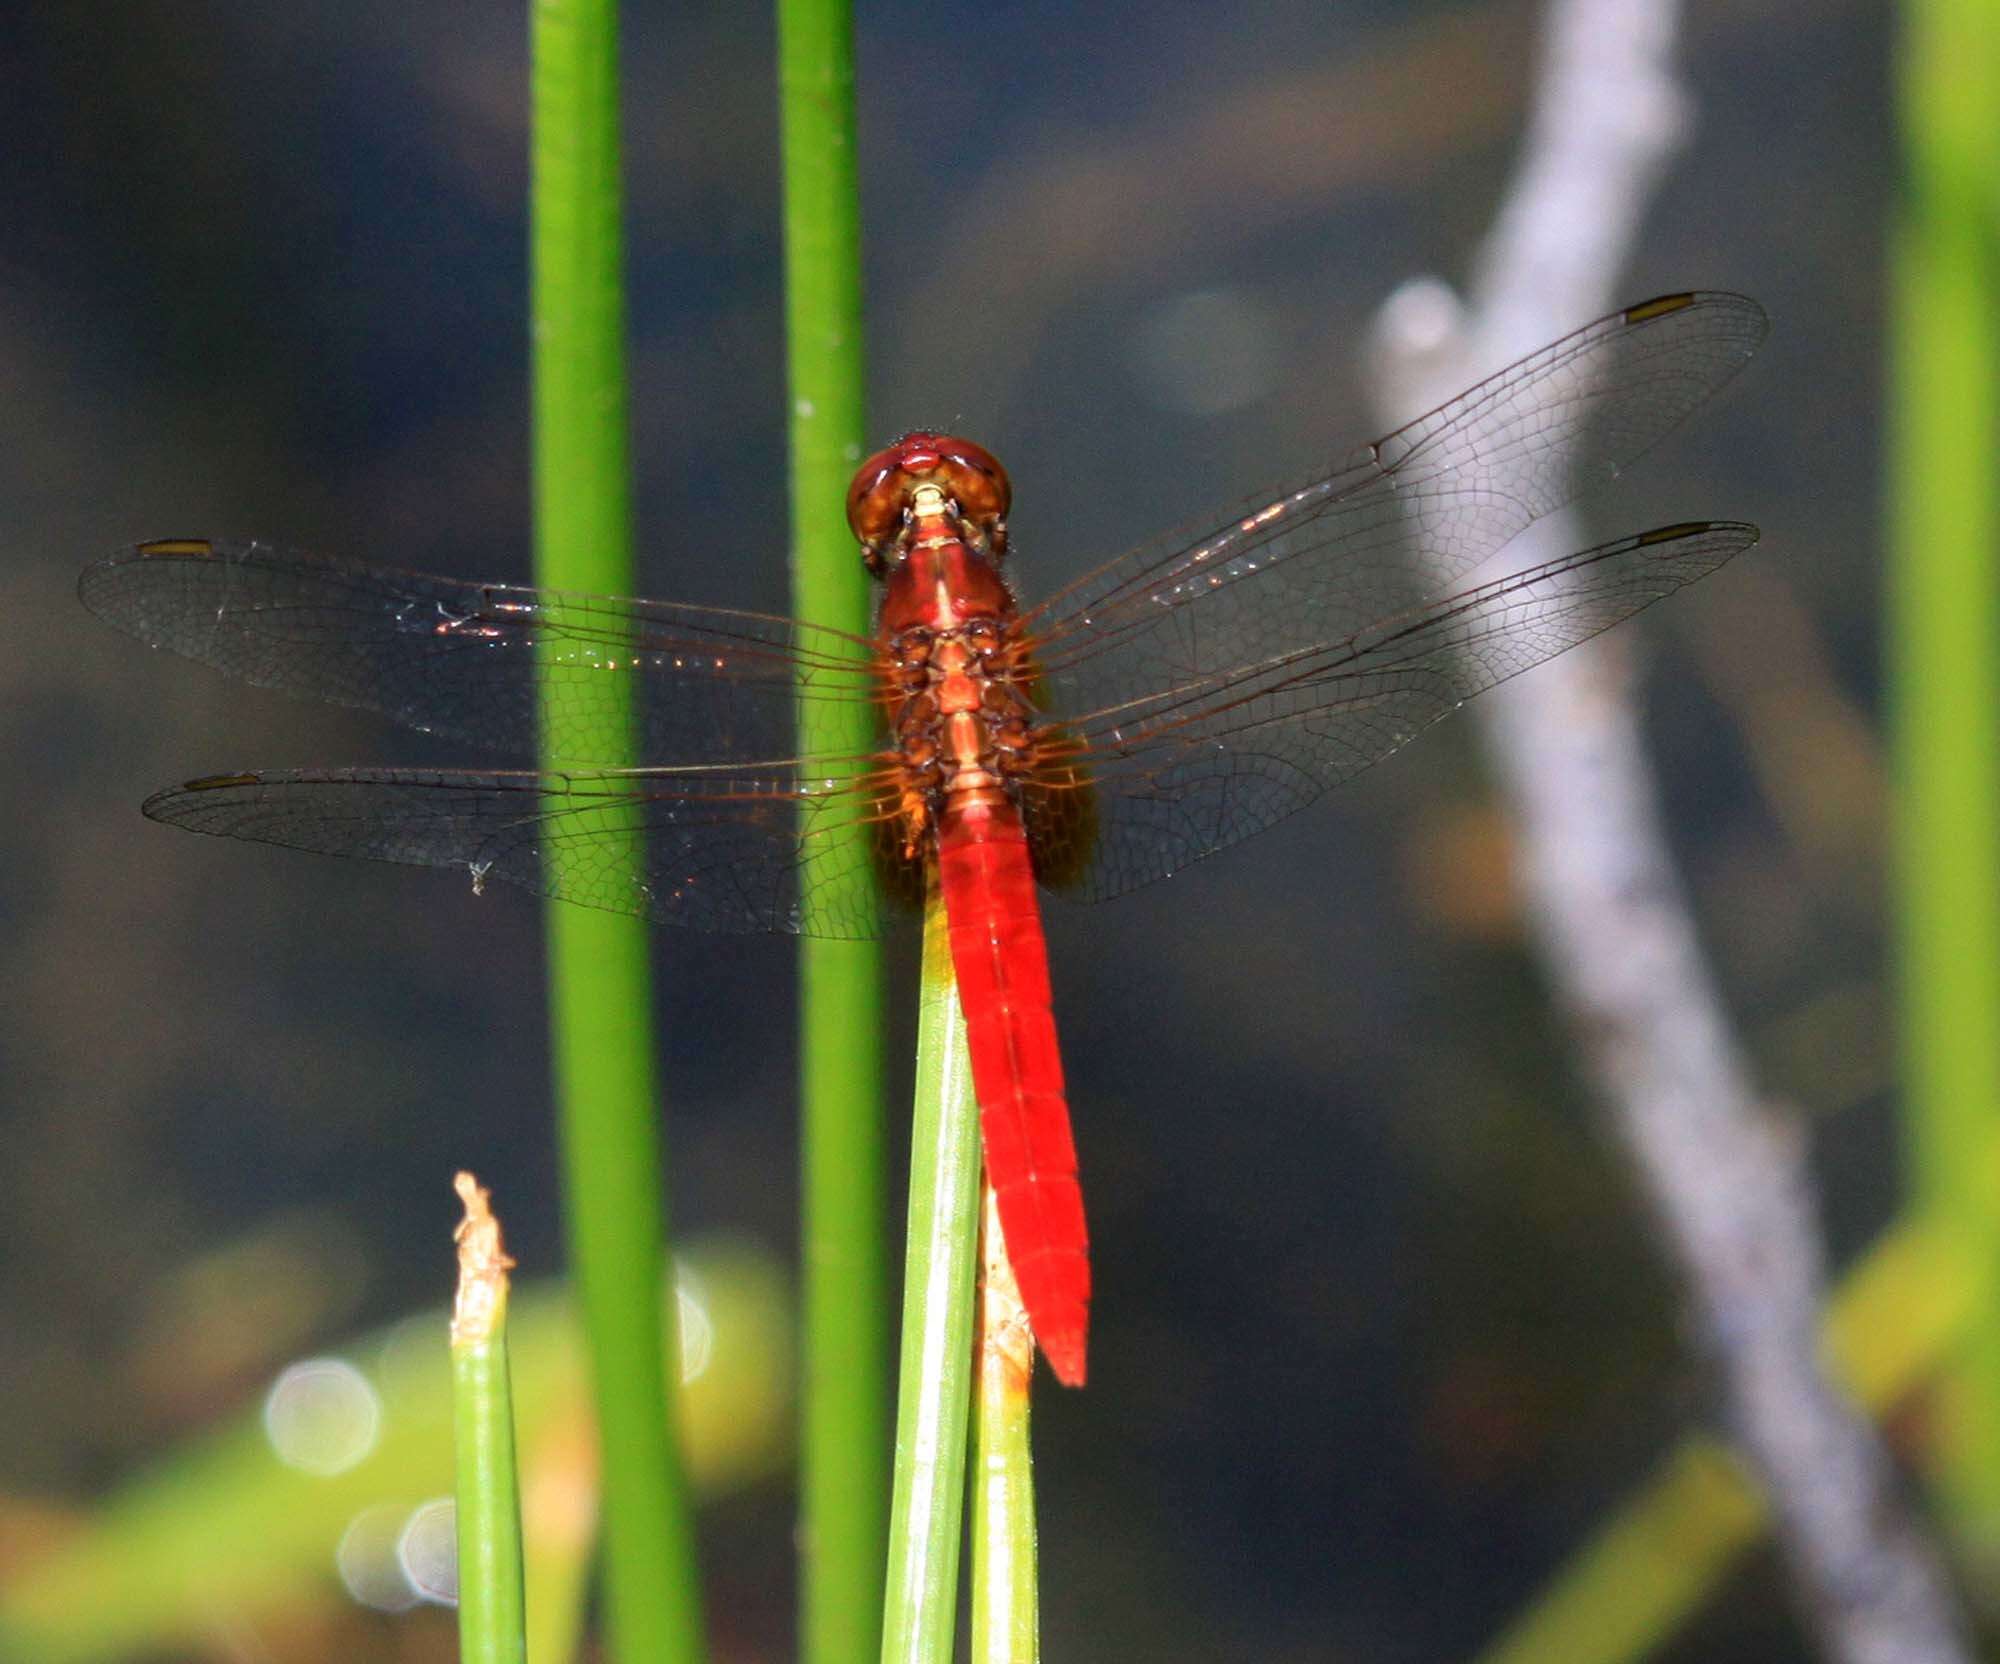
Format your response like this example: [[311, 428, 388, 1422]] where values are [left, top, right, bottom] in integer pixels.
[[969, 1183, 1039, 1664], [1892, 0, 2000, 1537], [529, 2, 705, 1658], [881, 888, 983, 1664], [775, 3, 889, 1659], [451, 1173, 528, 1664]]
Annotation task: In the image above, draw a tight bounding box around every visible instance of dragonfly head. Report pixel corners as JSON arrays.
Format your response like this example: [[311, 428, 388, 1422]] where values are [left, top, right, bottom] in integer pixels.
[[848, 432, 1011, 577]]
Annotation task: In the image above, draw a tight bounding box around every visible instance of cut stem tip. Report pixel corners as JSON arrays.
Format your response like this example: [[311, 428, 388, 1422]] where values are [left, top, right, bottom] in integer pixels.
[[452, 1171, 517, 1348]]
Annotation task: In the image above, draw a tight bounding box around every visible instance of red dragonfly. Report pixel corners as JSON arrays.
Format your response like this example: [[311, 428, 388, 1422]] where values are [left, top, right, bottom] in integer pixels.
[[82, 291, 1765, 1387]]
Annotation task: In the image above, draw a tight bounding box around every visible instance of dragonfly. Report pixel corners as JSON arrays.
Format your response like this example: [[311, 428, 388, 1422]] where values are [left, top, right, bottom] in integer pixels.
[[81, 290, 1767, 1388]]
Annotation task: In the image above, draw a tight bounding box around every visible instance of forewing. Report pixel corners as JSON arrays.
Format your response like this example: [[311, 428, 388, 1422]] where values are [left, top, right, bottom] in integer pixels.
[[1025, 293, 1767, 725], [79, 539, 882, 767]]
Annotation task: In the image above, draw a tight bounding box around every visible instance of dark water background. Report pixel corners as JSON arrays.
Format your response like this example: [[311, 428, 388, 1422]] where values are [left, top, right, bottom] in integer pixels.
[[4, 1, 1890, 1657]]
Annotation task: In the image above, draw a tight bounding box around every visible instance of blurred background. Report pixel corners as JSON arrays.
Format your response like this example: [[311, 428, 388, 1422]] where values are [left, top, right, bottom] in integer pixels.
[[1, 0, 1904, 1659]]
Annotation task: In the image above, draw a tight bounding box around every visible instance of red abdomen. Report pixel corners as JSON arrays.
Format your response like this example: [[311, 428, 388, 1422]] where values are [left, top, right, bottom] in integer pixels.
[[936, 805, 1090, 1386]]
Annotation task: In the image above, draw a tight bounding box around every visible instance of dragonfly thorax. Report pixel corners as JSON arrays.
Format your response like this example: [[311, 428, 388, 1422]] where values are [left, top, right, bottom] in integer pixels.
[[885, 612, 1040, 849]]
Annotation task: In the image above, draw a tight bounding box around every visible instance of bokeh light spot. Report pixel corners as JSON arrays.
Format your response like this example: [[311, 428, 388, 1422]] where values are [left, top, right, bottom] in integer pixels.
[[677, 1265, 713, 1383], [336, 1503, 422, 1613], [1129, 286, 1280, 416], [263, 1357, 381, 1476], [398, 1497, 459, 1606]]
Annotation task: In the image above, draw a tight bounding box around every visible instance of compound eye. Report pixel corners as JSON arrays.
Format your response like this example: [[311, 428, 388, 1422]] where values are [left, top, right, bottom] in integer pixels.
[[846, 445, 916, 544], [928, 436, 1011, 526], [845, 432, 1013, 544]]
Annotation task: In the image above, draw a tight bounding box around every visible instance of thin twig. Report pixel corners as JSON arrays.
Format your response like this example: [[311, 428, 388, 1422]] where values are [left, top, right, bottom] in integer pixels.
[[1367, 0, 1971, 1658]]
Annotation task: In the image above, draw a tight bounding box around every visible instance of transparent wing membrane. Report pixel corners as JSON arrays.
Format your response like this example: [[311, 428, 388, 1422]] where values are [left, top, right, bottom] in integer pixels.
[[81, 539, 881, 768], [1031, 521, 1759, 897], [83, 293, 1766, 931], [1025, 292, 1765, 709], [143, 763, 903, 939]]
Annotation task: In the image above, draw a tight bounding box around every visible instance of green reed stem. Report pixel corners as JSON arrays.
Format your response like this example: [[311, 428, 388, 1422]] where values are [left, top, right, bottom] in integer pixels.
[[776, 3, 890, 1659], [881, 890, 983, 1664], [1891, 0, 2000, 1534], [530, 2, 705, 1658]]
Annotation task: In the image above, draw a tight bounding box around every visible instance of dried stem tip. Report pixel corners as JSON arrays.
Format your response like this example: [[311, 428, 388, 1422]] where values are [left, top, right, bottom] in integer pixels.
[[981, 1186, 1036, 1395], [451, 1170, 516, 1348]]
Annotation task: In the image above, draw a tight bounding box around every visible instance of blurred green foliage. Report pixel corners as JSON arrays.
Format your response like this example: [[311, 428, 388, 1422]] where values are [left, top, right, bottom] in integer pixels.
[[0, 1243, 789, 1664]]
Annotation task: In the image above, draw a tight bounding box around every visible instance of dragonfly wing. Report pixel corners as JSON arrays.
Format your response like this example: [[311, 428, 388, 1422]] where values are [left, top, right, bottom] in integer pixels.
[[143, 761, 902, 939], [1038, 521, 1758, 901], [80, 539, 882, 767], [1025, 293, 1767, 720]]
